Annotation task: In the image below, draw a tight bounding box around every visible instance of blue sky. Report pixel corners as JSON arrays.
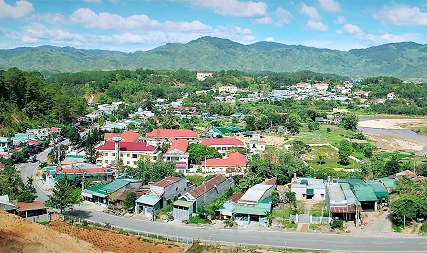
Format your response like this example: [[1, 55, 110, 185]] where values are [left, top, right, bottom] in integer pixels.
[[1, 0, 427, 52]]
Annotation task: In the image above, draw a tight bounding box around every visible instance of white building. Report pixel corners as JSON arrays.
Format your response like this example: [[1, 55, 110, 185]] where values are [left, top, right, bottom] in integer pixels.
[[96, 141, 159, 167]]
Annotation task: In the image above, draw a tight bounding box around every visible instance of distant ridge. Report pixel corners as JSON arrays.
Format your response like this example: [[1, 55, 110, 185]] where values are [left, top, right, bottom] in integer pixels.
[[1, 36, 427, 79]]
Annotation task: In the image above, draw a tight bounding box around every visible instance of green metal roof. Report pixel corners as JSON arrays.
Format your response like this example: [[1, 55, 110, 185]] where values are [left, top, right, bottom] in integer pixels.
[[136, 194, 161, 206], [83, 184, 109, 198], [232, 197, 272, 216], [102, 179, 129, 193], [173, 199, 194, 208], [366, 181, 389, 198], [346, 179, 378, 202], [215, 126, 242, 134], [377, 177, 397, 189]]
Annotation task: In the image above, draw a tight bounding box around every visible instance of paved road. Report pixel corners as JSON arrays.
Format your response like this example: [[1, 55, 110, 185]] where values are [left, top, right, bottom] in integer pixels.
[[19, 147, 51, 202], [68, 206, 427, 252]]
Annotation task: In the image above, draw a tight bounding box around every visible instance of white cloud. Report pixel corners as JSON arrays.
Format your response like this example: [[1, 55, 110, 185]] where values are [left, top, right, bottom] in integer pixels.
[[71, 8, 213, 32], [84, 0, 102, 3], [307, 20, 328, 32], [318, 0, 340, 13], [375, 4, 427, 26], [264, 37, 274, 42], [340, 23, 420, 45], [300, 3, 321, 21], [38, 13, 67, 25], [336, 15, 345, 24], [71, 8, 161, 30], [183, 0, 268, 18], [255, 16, 272, 24], [275, 7, 293, 26], [0, 0, 34, 20]]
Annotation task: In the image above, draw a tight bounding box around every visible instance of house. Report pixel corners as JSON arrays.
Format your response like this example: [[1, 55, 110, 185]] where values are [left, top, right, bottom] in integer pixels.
[[96, 141, 159, 167], [172, 174, 234, 221], [145, 129, 198, 147], [389, 170, 421, 183], [200, 152, 247, 176], [326, 181, 361, 221], [196, 72, 213, 81], [295, 82, 311, 92], [233, 179, 276, 227], [248, 140, 266, 154], [163, 139, 190, 173], [200, 138, 245, 154], [104, 130, 142, 142], [16, 201, 49, 222], [0, 195, 17, 212], [135, 177, 190, 217], [346, 179, 378, 211], [218, 85, 238, 93], [0, 137, 12, 152], [291, 178, 325, 200], [43, 163, 113, 188], [101, 122, 128, 132], [216, 192, 244, 219], [387, 92, 395, 100], [312, 82, 329, 92], [82, 178, 142, 206]]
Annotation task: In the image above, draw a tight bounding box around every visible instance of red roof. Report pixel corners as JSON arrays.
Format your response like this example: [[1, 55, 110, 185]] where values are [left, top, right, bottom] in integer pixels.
[[28, 139, 42, 146], [201, 138, 244, 147], [264, 177, 277, 185], [57, 167, 107, 174], [146, 129, 198, 138], [97, 141, 156, 152], [201, 152, 247, 167], [16, 201, 46, 212], [104, 130, 141, 142], [189, 174, 227, 199], [155, 176, 182, 188], [167, 139, 189, 153]]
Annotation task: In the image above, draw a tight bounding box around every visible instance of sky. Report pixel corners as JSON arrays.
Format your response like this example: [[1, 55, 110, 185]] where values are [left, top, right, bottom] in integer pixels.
[[1, 0, 427, 52]]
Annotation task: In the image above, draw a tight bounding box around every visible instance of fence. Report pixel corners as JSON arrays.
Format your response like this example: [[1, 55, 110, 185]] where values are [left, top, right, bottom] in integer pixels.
[[290, 214, 330, 224], [64, 215, 194, 252]]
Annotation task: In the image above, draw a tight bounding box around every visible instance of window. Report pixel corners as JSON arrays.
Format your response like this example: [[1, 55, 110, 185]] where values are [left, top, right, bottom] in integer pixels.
[[321, 194, 325, 198], [120, 154, 123, 157], [127, 154, 130, 157], [176, 187, 178, 191], [127, 161, 130, 165], [132, 154, 137, 159], [112, 153, 115, 156]]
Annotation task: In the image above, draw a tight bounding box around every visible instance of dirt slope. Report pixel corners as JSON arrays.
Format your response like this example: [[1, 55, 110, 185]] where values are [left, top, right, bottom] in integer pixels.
[[0, 210, 103, 253]]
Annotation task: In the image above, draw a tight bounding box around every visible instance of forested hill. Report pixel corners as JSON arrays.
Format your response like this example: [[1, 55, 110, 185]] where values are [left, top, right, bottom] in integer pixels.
[[1, 37, 427, 79]]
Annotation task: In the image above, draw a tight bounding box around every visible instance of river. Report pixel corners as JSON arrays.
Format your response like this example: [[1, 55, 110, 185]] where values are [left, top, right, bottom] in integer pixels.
[[357, 116, 427, 154]]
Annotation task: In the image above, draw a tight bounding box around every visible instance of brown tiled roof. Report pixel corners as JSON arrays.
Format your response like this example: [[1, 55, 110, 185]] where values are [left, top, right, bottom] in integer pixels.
[[189, 174, 227, 199], [155, 176, 182, 188], [104, 130, 141, 142], [116, 190, 145, 202], [201, 152, 247, 167], [264, 177, 277, 186], [16, 201, 46, 212], [167, 139, 189, 153], [228, 192, 244, 204]]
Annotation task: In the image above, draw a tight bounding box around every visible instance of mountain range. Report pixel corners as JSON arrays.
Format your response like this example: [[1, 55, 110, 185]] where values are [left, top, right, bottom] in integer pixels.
[[1, 36, 427, 79]]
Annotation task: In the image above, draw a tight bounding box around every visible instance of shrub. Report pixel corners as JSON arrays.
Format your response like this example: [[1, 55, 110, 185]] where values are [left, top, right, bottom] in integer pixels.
[[419, 222, 427, 234], [330, 219, 344, 230]]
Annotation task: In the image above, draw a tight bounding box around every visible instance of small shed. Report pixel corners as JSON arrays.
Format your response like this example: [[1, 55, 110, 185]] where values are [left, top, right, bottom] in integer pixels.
[[135, 194, 162, 217], [16, 201, 49, 222]]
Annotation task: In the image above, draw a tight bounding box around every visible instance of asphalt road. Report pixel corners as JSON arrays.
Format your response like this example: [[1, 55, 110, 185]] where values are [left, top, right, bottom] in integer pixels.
[[19, 147, 51, 202], [68, 206, 427, 252]]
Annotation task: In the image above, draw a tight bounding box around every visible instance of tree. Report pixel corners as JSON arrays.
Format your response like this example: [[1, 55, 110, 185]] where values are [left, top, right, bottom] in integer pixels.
[[46, 177, 81, 214], [390, 194, 420, 226], [123, 191, 137, 212], [271, 190, 279, 207], [17, 177, 37, 203], [284, 191, 296, 203], [384, 153, 401, 175], [188, 144, 221, 164], [286, 113, 301, 135], [318, 151, 326, 164], [338, 140, 352, 165], [84, 144, 97, 164], [341, 113, 358, 131], [289, 140, 311, 159]]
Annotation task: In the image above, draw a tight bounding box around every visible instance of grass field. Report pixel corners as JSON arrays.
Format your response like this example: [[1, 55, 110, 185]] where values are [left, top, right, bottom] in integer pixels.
[[292, 124, 352, 145], [305, 144, 360, 172]]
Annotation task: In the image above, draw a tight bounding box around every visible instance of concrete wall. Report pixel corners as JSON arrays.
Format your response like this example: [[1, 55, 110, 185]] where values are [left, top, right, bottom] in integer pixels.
[[151, 178, 188, 208]]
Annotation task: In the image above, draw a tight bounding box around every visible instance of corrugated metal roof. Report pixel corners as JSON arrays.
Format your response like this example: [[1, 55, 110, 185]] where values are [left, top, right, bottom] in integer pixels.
[[346, 179, 378, 202], [136, 194, 161, 206], [173, 199, 194, 208], [102, 179, 130, 193], [233, 197, 272, 216], [366, 182, 389, 198], [239, 184, 273, 203]]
